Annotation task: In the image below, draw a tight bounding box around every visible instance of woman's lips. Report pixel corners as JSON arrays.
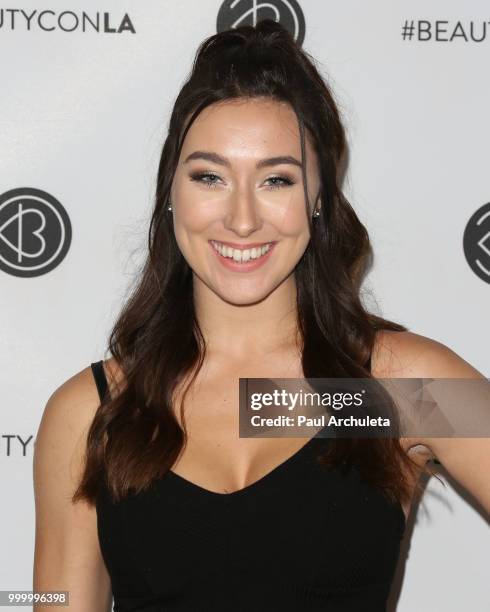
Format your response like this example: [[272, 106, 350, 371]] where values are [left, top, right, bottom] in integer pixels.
[[209, 241, 276, 272]]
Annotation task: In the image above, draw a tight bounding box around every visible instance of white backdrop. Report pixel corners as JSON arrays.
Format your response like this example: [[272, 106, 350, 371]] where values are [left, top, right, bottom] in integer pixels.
[[1, 1, 489, 610]]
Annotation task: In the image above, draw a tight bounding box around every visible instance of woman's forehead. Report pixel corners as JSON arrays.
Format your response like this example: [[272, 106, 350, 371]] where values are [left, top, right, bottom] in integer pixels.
[[182, 98, 316, 164]]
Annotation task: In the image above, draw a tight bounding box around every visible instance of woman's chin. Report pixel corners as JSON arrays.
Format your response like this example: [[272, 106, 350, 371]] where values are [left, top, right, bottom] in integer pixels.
[[213, 285, 274, 307]]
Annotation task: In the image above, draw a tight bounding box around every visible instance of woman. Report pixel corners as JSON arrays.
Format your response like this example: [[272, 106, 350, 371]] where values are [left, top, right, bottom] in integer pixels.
[[33, 20, 489, 611]]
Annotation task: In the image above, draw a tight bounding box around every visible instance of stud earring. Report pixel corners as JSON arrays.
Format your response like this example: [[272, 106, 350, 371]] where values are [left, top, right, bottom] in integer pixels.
[[312, 208, 320, 218], [167, 200, 172, 212]]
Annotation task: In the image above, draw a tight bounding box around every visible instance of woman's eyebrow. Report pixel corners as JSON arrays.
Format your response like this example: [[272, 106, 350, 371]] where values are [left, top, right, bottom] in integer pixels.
[[183, 150, 303, 169]]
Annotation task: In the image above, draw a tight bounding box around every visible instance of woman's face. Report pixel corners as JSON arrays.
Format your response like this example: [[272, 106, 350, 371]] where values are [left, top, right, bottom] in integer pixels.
[[170, 97, 321, 305]]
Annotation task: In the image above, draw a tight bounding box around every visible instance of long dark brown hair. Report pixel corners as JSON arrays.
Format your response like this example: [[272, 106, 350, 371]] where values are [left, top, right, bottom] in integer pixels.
[[74, 20, 432, 508]]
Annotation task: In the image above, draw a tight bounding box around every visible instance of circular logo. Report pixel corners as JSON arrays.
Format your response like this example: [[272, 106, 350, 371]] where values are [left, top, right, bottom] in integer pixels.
[[463, 202, 490, 284], [0, 187, 72, 278], [217, 0, 305, 47]]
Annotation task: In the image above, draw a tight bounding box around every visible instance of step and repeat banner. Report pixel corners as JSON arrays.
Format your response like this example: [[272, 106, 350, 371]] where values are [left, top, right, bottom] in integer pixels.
[[1, 1, 489, 610]]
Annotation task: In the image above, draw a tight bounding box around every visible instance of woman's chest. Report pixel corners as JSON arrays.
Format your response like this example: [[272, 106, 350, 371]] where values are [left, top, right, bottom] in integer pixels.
[[169, 353, 311, 493], [169, 356, 423, 518], [96, 451, 406, 602]]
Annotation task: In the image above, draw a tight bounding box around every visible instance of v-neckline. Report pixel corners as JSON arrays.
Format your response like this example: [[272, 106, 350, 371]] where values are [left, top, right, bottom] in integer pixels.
[[166, 430, 329, 499]]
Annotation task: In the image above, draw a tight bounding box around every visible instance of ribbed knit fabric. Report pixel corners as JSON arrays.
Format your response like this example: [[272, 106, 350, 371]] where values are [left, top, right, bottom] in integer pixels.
[[91, 360, 405, 612]]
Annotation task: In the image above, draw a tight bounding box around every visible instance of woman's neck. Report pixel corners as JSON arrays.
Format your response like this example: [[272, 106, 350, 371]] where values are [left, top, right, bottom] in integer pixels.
[[193, 274, 300, 359]]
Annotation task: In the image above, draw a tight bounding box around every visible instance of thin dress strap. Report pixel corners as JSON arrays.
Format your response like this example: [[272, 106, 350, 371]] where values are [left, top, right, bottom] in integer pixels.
[[90, 360, 109, 403]]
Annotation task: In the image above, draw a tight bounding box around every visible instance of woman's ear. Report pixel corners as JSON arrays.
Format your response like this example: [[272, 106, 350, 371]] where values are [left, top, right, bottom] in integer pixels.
[[314, 193, 321, 215]]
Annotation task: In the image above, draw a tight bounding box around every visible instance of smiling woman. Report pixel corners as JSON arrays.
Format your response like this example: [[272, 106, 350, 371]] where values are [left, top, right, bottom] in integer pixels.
[[168, 96, 323, 306], [33, 18, 489, 612]]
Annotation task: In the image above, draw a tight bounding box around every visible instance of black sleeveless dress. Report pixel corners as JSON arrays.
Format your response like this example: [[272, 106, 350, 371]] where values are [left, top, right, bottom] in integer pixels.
[[92, 359, 406, 612]]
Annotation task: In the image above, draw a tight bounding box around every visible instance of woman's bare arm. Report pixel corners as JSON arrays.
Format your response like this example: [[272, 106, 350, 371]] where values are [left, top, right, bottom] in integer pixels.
[[33, 366, 112, 611], [377, 330, 490, 515]]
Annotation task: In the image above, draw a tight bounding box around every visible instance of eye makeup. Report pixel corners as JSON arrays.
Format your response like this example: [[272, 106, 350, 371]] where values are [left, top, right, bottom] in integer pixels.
[[188, 171, 296, 191]]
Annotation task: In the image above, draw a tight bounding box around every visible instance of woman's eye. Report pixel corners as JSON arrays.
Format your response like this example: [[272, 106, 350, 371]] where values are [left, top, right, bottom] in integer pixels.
[[189, 172, 295, 191], [265, 176, 295, 190], [190, 172, 221, 189]]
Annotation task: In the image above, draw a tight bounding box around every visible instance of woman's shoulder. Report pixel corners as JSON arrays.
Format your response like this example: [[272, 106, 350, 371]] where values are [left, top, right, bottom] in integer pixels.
[[372, 329, 485, 459], [37, 356, 125, 445], [34, 357, 127, 500], [370, 329, 476, 378], [37, 364, 106, 448]]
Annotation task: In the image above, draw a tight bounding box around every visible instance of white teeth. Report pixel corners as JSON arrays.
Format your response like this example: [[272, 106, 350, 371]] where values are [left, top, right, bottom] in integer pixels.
[[211, 241, 272, 262]]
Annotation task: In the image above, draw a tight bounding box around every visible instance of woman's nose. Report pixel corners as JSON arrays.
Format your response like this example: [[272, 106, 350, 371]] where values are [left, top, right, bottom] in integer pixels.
[[224, 188, 263, 235]]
